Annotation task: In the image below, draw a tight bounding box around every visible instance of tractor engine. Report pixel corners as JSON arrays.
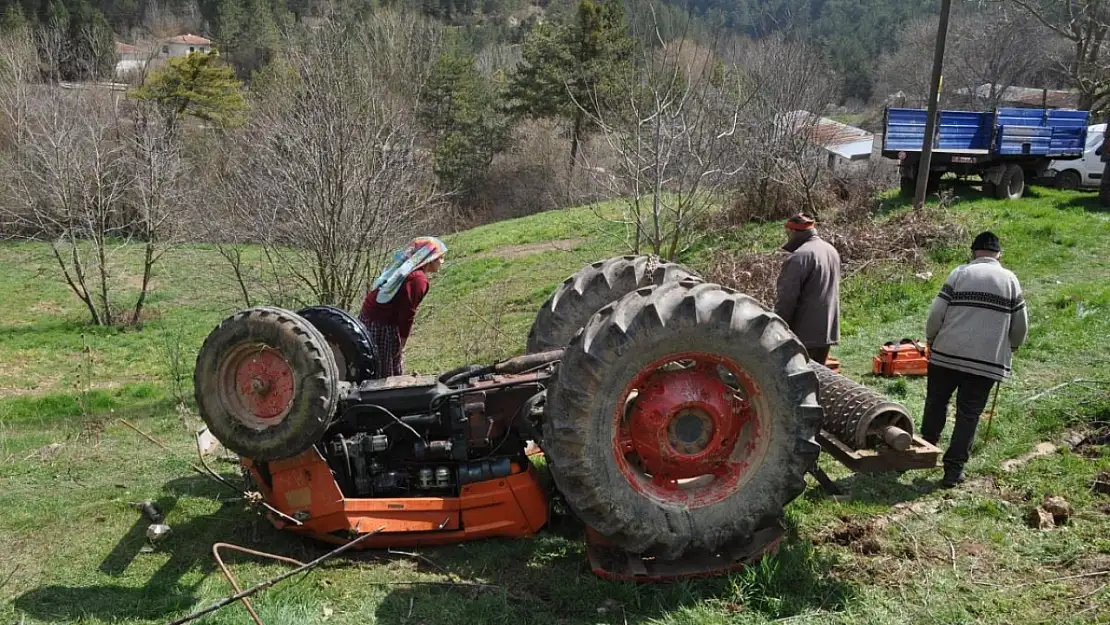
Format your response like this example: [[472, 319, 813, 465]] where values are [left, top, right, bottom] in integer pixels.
[[316, 373, 546, 500]]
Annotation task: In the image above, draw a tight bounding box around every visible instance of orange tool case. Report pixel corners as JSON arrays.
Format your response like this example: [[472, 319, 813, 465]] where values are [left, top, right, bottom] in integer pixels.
[[872, 339, 930, 377]]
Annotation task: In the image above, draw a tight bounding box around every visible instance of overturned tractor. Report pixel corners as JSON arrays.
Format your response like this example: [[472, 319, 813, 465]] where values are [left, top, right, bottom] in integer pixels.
[[194, 256, 938, 580]]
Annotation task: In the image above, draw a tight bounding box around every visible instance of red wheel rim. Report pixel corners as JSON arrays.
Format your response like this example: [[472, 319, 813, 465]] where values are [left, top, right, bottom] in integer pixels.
[[613, 352, 766, 508], [218, 343, 296, 430]]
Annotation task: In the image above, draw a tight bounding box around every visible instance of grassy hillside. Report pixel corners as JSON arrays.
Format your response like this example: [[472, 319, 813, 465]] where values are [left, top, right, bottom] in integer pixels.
[[1, 188, 1109, 625]]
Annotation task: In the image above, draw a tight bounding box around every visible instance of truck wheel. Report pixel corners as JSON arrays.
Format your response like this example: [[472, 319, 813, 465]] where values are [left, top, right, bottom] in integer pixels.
[[297, 305, 377, 382], [998, 164, 1025, 199], [526, 256, 700, 354], [1054, 169, 1082, 190], [544, 280, 822, 558], [926, 171, 941, 195], [194, 307, 340, 461]]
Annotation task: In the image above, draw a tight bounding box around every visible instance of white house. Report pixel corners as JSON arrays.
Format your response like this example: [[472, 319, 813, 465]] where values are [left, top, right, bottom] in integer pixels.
[[777, 110, 876, 169], [160, 34, 213, 58], [115, 41, 146, 79]]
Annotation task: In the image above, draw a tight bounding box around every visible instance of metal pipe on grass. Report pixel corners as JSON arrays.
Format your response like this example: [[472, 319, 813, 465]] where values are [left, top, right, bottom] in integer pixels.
[[166, 527, 385, 625]]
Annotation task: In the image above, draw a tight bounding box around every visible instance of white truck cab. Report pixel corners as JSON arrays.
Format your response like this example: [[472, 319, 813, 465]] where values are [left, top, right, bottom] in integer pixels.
[[1046, 123, 1106, 189]]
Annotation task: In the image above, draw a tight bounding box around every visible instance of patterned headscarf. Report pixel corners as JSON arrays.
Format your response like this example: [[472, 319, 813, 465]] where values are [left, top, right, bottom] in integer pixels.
[[369, 236, 448, 304]]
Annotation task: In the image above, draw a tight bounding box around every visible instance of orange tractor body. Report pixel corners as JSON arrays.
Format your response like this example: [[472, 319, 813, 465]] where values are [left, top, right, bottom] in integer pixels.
[[243, 449, 549, 548]]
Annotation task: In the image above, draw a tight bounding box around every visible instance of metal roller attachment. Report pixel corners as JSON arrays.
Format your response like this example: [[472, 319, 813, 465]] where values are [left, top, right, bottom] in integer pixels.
[[811, 363, 915, 451]]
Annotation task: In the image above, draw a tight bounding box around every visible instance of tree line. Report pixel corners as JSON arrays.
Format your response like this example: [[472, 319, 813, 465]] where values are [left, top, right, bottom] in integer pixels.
[[2, 0, 1107, 108], [0, 2, 850, 327], [2, 0, 1110, 328]]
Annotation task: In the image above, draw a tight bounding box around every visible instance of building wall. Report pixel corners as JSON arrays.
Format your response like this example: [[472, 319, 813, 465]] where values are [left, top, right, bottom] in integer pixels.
[[160, 42, 212, 57], [115, 59, 146, 78]]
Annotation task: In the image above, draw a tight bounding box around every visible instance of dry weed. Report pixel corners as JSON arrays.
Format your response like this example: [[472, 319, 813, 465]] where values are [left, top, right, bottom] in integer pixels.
[[705, 251, 785, 308], [706, 202, 963, 306]]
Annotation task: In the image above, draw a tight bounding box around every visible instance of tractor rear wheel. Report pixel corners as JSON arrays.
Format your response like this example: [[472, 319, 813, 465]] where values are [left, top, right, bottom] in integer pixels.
[[543, 280, 822, 558], [297, 305, 378, 382], [194, 307, 340, 461], [526, 255, 700, 354]]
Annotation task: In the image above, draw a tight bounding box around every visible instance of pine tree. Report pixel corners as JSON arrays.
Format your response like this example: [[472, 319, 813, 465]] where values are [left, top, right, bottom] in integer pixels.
[[0, 4, 27, 31], [419, 49, 510, 198], [130, 51, 247, 133], [508, 0, 632, 168]]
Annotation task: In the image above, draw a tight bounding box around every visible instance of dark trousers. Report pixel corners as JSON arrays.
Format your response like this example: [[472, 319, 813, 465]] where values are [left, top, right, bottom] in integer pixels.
[[921, 363, 996, 473], [807, 346, 830, 365]]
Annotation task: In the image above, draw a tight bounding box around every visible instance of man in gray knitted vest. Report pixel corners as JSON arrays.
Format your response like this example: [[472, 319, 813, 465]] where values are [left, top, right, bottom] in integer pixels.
[[923, 231, 1028, 487]]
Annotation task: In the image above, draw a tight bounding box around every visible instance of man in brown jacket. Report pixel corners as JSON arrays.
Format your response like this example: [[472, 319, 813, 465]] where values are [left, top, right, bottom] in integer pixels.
[[774, 213, 842, 364]]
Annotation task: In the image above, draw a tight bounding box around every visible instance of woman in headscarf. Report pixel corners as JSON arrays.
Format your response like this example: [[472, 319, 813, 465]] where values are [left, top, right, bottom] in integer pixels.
[[359, 236, 447, 377]]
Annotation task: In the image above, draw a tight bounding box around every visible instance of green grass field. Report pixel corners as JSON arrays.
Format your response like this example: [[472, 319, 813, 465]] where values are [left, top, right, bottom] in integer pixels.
[[2, 186, 1109, 624]]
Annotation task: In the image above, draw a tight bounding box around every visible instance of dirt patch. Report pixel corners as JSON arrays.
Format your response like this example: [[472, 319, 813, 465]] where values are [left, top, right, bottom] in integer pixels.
[[963, 542, 991, 558], [820, 516, 885, 554], [29, 301, 66, 316], [1075, 424, 1110, 457], [1094, 471, 1110, 496], [1002, 442, 1060, 472], [1000, 429, 1092, 472], [478, 238, 587, 260], [121, 274, 159, 291]]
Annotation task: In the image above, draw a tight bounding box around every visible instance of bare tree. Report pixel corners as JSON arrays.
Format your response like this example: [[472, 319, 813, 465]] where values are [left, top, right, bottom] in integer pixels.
[[874, 17, 945, 108], [1, 86, 131, 325], [730, 34, 838, 220], [124, 102, 190, 324], [1007, 0, 1110, 111], [948, 6, 1057, 110], [577, 11, 758, 260], [214, 16, 447, 310], [0, 26, 185, 326]]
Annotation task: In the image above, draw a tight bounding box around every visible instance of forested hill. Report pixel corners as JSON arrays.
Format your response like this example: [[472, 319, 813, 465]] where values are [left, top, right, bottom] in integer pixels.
[[701, 0, 941, 103], [0, 0, 940, 102]]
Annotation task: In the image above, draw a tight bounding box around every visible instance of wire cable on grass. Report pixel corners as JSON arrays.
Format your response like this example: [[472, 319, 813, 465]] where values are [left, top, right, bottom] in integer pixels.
[[117, 418, 302, 526]]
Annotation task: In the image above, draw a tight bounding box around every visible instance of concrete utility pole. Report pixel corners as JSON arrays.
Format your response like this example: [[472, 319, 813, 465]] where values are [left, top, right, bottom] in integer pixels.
[[913, 0, 953, 210]]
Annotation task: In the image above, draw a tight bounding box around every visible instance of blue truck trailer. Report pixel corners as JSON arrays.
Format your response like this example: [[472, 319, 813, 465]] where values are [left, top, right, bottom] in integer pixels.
[[882, 107, 1090, 199]]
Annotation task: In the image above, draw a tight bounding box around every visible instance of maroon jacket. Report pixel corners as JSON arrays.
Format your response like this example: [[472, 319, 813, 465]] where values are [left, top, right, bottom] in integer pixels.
[[359, 270, 429, 342]]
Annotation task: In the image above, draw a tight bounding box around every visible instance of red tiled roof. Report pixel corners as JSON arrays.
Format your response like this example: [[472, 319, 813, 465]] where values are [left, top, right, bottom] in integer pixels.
[[116, 41, 140, 54], [165, 34, 212, 45]]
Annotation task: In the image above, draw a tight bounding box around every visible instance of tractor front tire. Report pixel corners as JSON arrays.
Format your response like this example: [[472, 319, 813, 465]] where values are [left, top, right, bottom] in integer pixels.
[[543, 281, 822, 559], [297, 305, 378, 382], [526, 255, 700, 354], [194, 307, 340, 461]]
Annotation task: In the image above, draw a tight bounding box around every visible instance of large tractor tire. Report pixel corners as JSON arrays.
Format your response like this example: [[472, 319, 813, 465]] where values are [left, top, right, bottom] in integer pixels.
[[296, 305, 378, 382], [194, 307, 340, 461], [543, 280, 822, 559], [526, 255, 700, 354]]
